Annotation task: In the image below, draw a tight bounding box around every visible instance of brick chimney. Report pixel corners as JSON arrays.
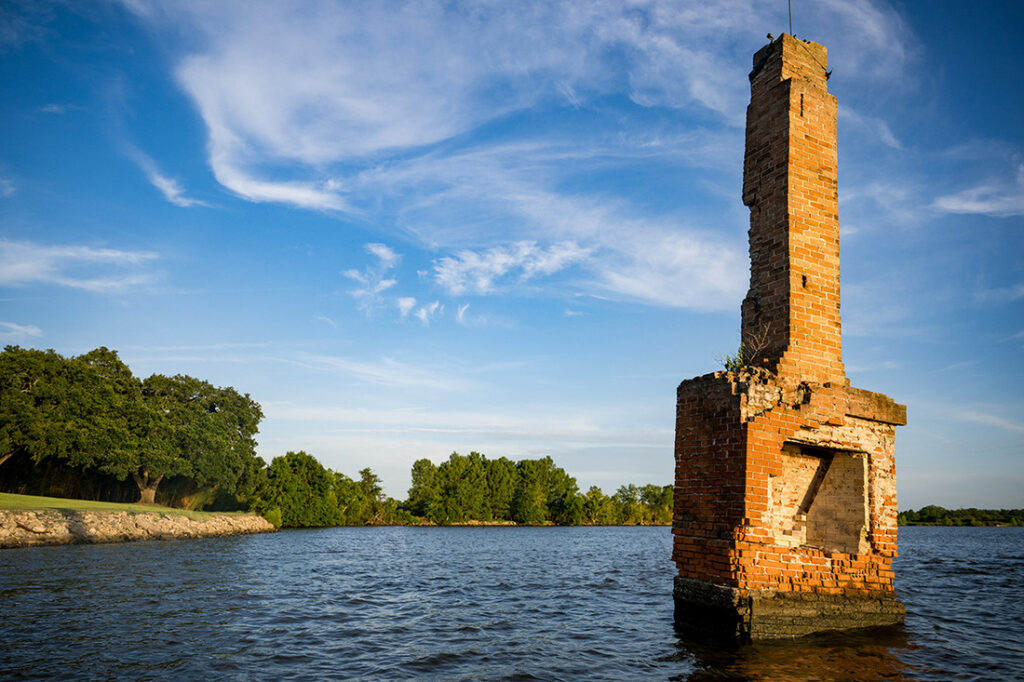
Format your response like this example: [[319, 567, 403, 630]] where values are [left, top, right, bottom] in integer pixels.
[[741, 35, 845, 387], [672, 35, 906, 641]]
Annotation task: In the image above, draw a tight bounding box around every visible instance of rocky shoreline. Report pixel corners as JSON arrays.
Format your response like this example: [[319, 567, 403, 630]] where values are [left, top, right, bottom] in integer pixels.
[[0, 508, 276, 549]]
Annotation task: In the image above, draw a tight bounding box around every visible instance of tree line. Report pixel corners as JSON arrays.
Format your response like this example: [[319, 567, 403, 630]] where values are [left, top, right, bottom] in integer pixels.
[[898, 505, 1024, 526], [408, 452, 672, 525], [1, 346, 672, 528]]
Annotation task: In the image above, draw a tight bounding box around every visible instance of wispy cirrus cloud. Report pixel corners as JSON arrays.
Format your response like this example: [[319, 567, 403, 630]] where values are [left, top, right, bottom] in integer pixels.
[[840, 106, 901, 150], [124, 144, 207, 207], [435, 241, 591, 295], [356, 142, 747, 309], [313, 315, 337, 328], [294, 352, 473, 392], [974, 282, 1024, 304], [119, 0, 911, 208], [116, 0, 913, 310], [39, 103, 82, 114], [956, 410, 1024, 434], [933, 163, 1024, 218], [0, 239, 158, 292], [414, 300, 442, 325], [0, 321, 43, 343], [344, 243, 400, 313]]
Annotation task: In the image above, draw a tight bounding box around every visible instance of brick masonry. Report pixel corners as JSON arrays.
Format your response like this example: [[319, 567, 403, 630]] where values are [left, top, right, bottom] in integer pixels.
[[672, 35, 906, 640]]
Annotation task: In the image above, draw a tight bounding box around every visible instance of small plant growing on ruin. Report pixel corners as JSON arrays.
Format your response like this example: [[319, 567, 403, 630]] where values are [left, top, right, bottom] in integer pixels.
[[718, 324, 771, 372], [719, 345, 747, 372]]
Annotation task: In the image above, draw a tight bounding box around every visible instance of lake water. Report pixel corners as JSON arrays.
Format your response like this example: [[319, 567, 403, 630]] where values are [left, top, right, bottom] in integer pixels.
[[1, 526, 1022, 680]]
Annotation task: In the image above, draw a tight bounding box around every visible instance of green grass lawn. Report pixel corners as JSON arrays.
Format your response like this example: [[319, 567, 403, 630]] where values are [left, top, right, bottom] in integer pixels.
[[0, 493, 246, 519]]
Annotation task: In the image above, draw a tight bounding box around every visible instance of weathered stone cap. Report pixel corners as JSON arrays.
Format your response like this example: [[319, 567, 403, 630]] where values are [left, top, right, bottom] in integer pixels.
[[845, 386, 907, 425]]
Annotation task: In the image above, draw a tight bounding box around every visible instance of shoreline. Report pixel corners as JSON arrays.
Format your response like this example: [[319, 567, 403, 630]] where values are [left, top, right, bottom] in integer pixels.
[[0, 508, 276, 549]]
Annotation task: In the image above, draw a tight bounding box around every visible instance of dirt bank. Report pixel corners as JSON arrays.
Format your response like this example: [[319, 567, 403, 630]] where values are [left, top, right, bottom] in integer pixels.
[[0, 508, 276, 549]]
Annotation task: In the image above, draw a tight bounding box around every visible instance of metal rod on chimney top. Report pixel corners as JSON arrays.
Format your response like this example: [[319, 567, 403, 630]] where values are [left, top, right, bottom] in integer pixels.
[[788, 0, 793, 35]]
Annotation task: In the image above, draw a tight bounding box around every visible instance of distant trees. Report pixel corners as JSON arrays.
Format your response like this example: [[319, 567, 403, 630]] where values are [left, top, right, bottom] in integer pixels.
[[254, 453, 413, 528], [2, 345, 675, 528], [406, 451, 670, 526], [408, 452, 579, 525], [899, 506, 1024, 526]]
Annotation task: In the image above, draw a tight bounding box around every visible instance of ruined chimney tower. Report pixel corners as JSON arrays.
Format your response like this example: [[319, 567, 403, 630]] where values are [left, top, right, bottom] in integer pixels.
[[672, 35, 906, 640], [741, 36, 844, 386]]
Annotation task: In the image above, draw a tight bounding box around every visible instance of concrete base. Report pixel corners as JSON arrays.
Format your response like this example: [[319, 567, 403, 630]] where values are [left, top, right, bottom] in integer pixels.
[[673, 577, 905, 641]]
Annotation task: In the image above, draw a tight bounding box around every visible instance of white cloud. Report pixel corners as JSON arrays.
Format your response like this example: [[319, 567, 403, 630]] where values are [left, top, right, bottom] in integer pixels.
[[265, 402, 605, 439], [456, 303, 470, 324], [956, 410, 1024, 434], [435, 241, 590, 295], [592, 228, 746, 309], [365, 243, 400, 269], [313, 315, 337, 328], [974, 283, 1024, 304], [345, 242, 402, 313], [0, 321, 43, 343], [840, 106, 901, 150], [841, 179, 927, 232], [124, 144, 207, 207], [294, 352, 471, 392], [397, 297, 417, 318], [933, 163, 1024, 217], [0, 239, 159, 292], [120, 0, 912, 211], [113, 0, 914, 311], [360, 141, 748, 308], [39, 103, 81, 114], [414, 300, 442, 325], [0, 177, 13, 198]]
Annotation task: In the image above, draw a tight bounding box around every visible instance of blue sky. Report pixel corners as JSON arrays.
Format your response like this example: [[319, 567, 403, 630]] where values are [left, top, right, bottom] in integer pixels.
[[1, 1, 1021, 508]]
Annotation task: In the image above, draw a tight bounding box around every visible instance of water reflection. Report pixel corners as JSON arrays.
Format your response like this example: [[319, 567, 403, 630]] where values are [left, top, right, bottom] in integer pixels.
[[669, 623, 917, 681]]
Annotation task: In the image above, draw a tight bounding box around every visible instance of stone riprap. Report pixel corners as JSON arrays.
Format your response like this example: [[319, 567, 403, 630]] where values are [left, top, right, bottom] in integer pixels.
[[0, 508, 276, 548]]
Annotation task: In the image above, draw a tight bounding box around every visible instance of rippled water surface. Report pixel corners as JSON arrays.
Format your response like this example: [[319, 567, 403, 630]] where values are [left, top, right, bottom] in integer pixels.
[[1, 526, 1022, 680]]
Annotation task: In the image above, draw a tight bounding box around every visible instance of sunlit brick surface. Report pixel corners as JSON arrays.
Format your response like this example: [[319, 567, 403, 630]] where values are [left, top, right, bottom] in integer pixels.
[[672, 35, 906, 640]]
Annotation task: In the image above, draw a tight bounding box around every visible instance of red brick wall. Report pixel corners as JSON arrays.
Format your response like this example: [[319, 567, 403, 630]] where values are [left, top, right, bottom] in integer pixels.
[[674, 374, 901, 596], [741, 35, 845, 387], [673, 37, 904, 602], [672, 373, 748, 584]]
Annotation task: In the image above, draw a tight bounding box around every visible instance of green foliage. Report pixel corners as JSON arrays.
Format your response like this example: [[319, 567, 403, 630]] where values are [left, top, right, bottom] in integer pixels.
[[486, 456, 517, 520], [898, 506, 1024, 526], [511, 457, 551, 524], [257, 451, 339, 527], [720, 343, 748, 372], [582, 486, 618, 524], [249, 452, 409, 528], [141, 374, 263, 497], [402, 451, 667, 526], [546, 462, 582, 525], [1, 346, 81, 467], [262, 507, 283, 528], [407, 458, 441, 520], [0, 345, 264, 507], [718, 325, 771, 372]]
